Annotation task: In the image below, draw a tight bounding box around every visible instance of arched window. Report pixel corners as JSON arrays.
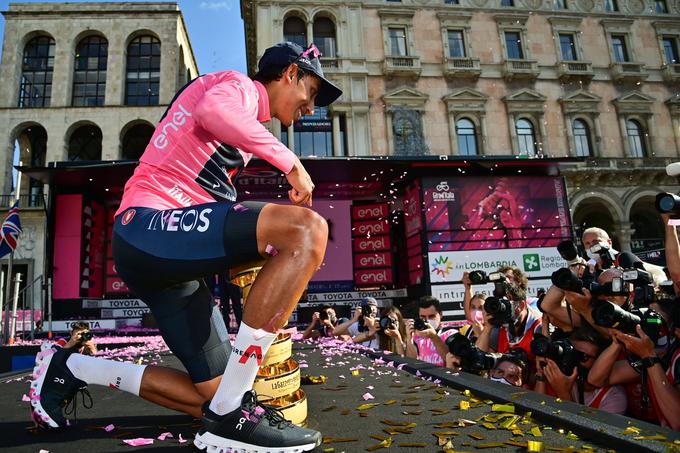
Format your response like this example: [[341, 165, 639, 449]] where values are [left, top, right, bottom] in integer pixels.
[[313, 17, 336, 57], [284, 17, 307, 48], [68, 124, 102, 161], [72, 36, 108, 106], [516, 118, 536, 156], [19, 36, 55, 108], [456, 118, 478, 156], [13, 124, 47, 206], [572, 119, 592, 157], [121, 123, 155, 160], [126, 35, 161, 105], [626, 119, 646, 158]]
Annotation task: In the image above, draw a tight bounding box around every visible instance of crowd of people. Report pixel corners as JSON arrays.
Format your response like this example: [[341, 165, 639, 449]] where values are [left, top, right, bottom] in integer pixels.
[[301, 224, 680, 431]]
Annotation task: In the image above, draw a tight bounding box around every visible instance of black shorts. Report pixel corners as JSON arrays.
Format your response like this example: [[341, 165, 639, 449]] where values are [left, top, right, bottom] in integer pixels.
[[112, 201, 266, 382]]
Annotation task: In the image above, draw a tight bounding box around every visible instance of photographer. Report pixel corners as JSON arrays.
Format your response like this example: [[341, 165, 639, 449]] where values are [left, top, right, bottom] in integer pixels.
[[405, 296, 456, 366], [475, 267, 542, 360], [302, 305, 347, 340], [489, 355, 527, 387], [462, 271, 488, 339], [62, 322, 97, 356], [377, 306, 408, 356], [662, 213, 680, 294], [333, 297, 380, 349], [533, 328, 626, 415]]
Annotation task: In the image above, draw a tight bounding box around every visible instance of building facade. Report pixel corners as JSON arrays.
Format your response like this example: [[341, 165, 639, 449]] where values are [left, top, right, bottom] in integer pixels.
[[0, 2, 198, 310], [242, 0, 680, 256]]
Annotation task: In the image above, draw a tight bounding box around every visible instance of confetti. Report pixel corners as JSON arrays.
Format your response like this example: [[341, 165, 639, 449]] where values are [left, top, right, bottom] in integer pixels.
[[123, 438, 154, 446], [398, 442, 427, 447], [530, 426, 543, 437], [157, 432, 173, 440], [21, 394, 30, 402], [459, 400, 470, 410], [366, 437, 392, 451], [104, 424, 115, 432], [491, 403, 515, 413], [323, 437, 358, 444], [527, 440, 544, 452], [362, 392, 375, 400], [356, 403, 380, 411], [178, 433, 187, 444]]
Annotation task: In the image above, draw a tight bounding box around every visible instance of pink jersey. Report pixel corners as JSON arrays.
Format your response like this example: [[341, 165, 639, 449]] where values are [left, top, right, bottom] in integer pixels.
[[116, 71, 296, 216]]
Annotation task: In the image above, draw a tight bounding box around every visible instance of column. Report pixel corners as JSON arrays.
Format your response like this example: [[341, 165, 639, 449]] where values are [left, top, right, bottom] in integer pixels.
[[672, 116, 680, 155], [346, 114, 355, 156], [613, 221, 634, 253], [538, 113, 548, 156], [593, 115, 603, 157], [307, 21, 314, 46], [332, 114, 341, 156], [564, 114, 575, 157], [618, 117, 629, 157]]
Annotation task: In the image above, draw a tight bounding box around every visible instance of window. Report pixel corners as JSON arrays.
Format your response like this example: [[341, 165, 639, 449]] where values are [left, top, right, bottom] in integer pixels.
[[313, 17, 336, 58], [447, 30, 466, 58], [68, 125, 103, 161], [389, 28, 408, 56], [456, 118, 477, 155], [19, 36, 55, 108], [122, 123, 155, 160], [284, 17, 307, 47], [611, 35, 628, 62], [554, 0, 567, 8], [125, 35, 160, 106], [559, 34, 577, 61], [626, 120, 646, 157], [505, 32, 523, 59], [663, 37, 679, 64], [572, 119, 592, 157], [516, 118, 536, 156], [281, 107, 343, 157], [501, 0, 514, 5], [72, 36, 108, 107], [605, 0, 618, 11], [655, 0, 668, 13], [445, 0, 459, 4]]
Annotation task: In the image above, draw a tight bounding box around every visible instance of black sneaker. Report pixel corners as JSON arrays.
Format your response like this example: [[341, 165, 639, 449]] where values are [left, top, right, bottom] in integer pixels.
[[29, 345, 90, 429], [194, 390, 321, 452]]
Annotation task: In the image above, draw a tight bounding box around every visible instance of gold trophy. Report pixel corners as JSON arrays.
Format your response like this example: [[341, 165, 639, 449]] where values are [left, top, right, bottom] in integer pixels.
[[230, 268, 308, 425]]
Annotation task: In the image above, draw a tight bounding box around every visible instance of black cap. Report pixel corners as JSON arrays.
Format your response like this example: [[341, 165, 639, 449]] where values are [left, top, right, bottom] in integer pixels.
[[257, 41, 342, 107]]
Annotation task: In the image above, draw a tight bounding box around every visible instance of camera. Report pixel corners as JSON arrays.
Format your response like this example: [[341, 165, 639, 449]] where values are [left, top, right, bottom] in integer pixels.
[[413, 317, 429, 331], [77, 330, 94, 344], [531, 335, 582, 375], [656, 192, 680, 217], [550, 267, 625, 297], [446, 333, 503, 374], [469, 271, 510, 299], [483, 296, 513, 326], [468, 270, 488, 285], [589, 243, 617, 269], [379, 316, 397, 332], [557, 240, 580, 263], [591, 301, 663, 344], [319, 310, 330, 322], [360, 303, 374, 317]]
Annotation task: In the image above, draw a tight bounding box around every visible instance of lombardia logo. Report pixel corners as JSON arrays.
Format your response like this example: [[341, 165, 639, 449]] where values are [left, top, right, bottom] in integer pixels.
[[432, 256, 453, 277], [523, 254, 540, 272]]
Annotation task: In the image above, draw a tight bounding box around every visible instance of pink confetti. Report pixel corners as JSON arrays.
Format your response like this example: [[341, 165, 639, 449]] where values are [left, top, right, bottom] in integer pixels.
[[178, 433, 187, 444], [21, 394, 30, 402], [397, 363, 407, 370], [367, 385, 374, 390], [416, 370, 422, 377], [123, 438, 154, 446], [39, 450, 49, 453], [157, 432, 173, 441], [362, 392, 375, 400], [104, 424, 115, 432]]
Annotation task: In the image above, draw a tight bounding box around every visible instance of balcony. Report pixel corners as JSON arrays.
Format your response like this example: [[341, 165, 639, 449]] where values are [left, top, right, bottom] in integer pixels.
[[661, 64, 680, 83], [609, 61, 648, 83], [443, 57, 481, 79], [0, 194, 45, 209], [502, 59, 539, 81], [320, 57, 339, 72], [384, 55, 422, 78], [557, 60, 594, 82]]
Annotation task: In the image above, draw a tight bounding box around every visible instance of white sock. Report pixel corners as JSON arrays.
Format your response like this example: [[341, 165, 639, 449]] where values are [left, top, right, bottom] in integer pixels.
[[66, 353, 147, 396], [209, 322, 277, 415]]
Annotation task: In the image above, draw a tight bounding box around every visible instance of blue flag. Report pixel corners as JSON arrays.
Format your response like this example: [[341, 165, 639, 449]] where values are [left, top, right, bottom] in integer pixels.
[[0, 201, 22, 259]]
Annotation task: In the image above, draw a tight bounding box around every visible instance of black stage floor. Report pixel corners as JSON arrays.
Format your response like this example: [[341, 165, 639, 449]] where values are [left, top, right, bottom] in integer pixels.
[[0, 339, 678, 452]]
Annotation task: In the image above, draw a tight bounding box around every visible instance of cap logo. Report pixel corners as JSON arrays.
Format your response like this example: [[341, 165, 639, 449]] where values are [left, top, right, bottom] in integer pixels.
[[301, 43, 322, 60]]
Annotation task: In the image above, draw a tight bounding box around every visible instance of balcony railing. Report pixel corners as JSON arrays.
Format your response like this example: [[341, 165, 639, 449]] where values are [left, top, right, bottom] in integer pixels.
[[557, 60, 594, 82], [443, 57, 481, 79], [384, 55, 422, 78], [320, 58, 339, 71], [502, 59, 539, 80], [0, 194, 45, 209], [661, 64, 680, 83], [609, 61, 648, 83]]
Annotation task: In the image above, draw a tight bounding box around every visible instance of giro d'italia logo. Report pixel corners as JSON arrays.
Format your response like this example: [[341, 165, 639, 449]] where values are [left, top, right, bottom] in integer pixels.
[[431, 256, 453, 277], [121, 209, 136, 225], [523, 253, 540, 272]]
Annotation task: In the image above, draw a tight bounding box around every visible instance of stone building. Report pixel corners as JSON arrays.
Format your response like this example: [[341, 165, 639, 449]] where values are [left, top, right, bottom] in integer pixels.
[[241, 0, 680, 255], [0, 2, 198, 309]]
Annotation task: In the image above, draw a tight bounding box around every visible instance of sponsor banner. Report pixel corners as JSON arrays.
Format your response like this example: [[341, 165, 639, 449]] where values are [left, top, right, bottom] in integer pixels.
[[101, 308, 151, 319], [297, 299, 394, 309], [82, 299, 147, 309], [106, 276, 130, 293], [354, 252, 392, 269], [351, 203, 388, 220], [307, 280, 355, 293], [428, 247, 565, 283], [106, 259, 116, 275], [431, 278, 552, 304], [305, 288, 407, 303], [354, 268, 393, 286], [353, 235, 391, 253], [352, 219, 390, 237], [50, 319, 118, 332]]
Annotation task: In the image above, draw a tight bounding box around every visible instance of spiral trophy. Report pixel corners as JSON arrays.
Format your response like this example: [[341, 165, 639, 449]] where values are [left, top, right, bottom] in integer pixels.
[[231, 267, 308, 425]]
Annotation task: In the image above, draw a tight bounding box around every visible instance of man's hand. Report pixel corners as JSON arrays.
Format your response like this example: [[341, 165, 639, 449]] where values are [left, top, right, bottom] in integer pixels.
[[311, 312, 320, 325], [563, 288, 592, 314], [543, 359, 577, 399], [446, 352, 462, 370], [471, 319, 485, 338], [286, 158, 314, 207], [414, 324, 437, 339], [612, 325, 656, 358], [352, 308, 362, 321], [405, 319, 415, 343], [384, 327, 402, 340]]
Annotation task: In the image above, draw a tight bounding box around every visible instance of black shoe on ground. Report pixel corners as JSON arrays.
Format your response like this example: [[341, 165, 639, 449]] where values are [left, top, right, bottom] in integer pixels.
[[194, 390, 321, 453], [29, 345, 90, 429]]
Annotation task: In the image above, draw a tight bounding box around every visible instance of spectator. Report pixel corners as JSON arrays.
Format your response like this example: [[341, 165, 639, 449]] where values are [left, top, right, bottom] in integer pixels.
[[489, 354, 527, 387], [62, 322, 97, 356], [378, 306, 407, 356], [405, 296, 456, 366], [302, 305, 347, 340], [333, 297, 380, 349]]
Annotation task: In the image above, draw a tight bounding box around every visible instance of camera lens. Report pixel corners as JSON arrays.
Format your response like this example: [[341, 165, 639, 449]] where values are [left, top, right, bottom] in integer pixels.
[[656, 192, 680, 214], [530, 335, 551, 357], [469, 270, 487, 285], [380, 316, 395, 331], [591, 300, 641, 334], [414, 318, 428, 331]]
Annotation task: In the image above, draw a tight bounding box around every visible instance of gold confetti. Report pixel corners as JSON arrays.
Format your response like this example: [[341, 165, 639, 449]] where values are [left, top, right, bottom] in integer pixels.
[[633, 435, 667, 441], [322, 437, 358, 444], [351, 370, 360, 376], [459, 400, 470, 410], [469, 433, 486, 440], [505, 439, 527, 447], [512, 429, 524, 436], [482, 423, 496, 430], [370, 434, 387, 441], [359, 412, 369, 417], [357, 403, 380, 411], [433, 430, 460, 437], [622, 427, 640, 435], [463, 389, 472, 396], [431, 408, 451, 415], [475, 443, 505, 449], [398, 442, 428, 448], [491, 403, 515, 413], [530, 426, 543, 437], [566, 431, 579, 440], [323, 448, 335, 453], [301, 374, 328, 384], [366, 437, 392, 451], [383, 399, 397, 405], [499, 415, 521, 430], [527, 440, 544, 452]]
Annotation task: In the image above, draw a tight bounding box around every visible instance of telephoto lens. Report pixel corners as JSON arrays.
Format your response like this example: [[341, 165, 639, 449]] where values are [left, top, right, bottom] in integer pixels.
[[531, 335, 581, 375], [591, 300, 641, 333], [550, 267, 585, 293], [468, 270, 488, 285], [483, 296, 513, 325], [530, 334, 552, 357], [446, 333, 503, 374], [557, 240, 579, 262], [360, 304, 373, 317], [379, 316, 396, 332], [656, 192, 680, 215]]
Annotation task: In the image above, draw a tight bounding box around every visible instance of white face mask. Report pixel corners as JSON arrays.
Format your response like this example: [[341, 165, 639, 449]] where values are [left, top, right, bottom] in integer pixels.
[[490, 376, 513, 385], [427, 318, 440, 331], [586, 242, 608, 259], [471, 309, 484, 323]]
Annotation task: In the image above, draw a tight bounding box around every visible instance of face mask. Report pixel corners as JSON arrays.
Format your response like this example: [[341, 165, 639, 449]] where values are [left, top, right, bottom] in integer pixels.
[[427, 318, 440, 331], [586, 242, 607, 259], [471, 309, 484, 323], [490, 376, 513, 385]]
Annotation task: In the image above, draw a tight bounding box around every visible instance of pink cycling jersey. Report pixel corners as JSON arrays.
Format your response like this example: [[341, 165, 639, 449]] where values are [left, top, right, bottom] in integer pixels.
[[115, 71, 297, 217]]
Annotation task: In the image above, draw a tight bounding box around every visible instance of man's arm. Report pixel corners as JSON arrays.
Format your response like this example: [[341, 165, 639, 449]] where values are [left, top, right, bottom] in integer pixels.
[[540, 285, 579, 331], [333, 310, 360, 337], [301, 312, 320, 340], [404, 319, 418, 359], [587, 340, 639, 387], [474, 315, 495, 352]]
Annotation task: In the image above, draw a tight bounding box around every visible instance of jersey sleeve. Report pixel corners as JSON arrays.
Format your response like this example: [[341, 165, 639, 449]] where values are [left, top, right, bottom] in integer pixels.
[[193, 78, 297, 174]]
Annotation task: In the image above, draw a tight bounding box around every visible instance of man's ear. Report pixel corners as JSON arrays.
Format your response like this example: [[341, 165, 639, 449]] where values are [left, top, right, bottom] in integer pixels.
[[285, 64, 299, 83]]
